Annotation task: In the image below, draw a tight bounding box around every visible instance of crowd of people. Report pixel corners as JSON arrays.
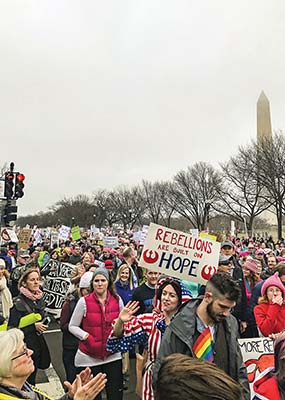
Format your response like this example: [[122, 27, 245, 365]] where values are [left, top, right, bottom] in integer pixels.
[[1, 232, 285, 399]]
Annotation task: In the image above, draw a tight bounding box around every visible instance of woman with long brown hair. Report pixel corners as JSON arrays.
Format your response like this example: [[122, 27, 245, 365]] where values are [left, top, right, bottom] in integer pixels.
[[8, 268, 48, 385]]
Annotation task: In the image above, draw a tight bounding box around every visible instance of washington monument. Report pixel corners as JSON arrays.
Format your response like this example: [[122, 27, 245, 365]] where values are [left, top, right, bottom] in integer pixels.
[[257, 91, 272, 143]]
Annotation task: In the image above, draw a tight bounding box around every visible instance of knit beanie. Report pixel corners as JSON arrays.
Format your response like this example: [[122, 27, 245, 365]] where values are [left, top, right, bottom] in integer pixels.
[[244, 259, 259, 273], [261, 272, 285, 297], [92, 267, 110, 281], [79, 271, 93, 288]]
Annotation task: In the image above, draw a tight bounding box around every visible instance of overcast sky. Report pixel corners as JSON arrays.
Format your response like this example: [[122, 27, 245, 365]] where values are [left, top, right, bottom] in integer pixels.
[[1, 1, 285, 216]]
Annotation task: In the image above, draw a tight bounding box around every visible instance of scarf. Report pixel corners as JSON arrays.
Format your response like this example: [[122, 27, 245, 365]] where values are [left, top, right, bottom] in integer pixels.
[[19, 286, 43, 301], [0, 276, 13, 319]]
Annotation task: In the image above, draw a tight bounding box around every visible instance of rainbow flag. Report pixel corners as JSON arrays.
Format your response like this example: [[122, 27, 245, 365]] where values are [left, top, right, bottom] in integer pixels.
[[192, 327, 214, 362]]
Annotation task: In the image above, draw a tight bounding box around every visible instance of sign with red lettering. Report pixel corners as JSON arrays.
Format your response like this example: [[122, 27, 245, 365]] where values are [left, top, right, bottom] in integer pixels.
[[140, 223, 221, 284], [238, 337, 274, 397]]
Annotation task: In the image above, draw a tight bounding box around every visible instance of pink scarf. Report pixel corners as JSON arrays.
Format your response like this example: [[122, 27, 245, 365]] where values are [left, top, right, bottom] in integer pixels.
[[20, 286, 43, 301]]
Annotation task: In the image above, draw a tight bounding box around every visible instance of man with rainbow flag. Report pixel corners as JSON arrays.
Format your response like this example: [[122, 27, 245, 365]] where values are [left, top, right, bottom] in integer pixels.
[[152, 273, 250, 399]]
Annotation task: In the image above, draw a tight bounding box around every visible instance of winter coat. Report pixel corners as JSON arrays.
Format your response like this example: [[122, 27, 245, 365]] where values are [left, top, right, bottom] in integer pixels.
[[152, 297, 250, 400], [0, 381, 69, 400], [60, 290, 79, 350], [254, 302, 285, 336], [115, 280, 134, 305], [8, 294, 46, 369]]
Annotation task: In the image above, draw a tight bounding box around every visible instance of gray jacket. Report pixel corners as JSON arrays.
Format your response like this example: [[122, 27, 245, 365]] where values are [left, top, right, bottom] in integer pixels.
[[152, 297, 250, 400]]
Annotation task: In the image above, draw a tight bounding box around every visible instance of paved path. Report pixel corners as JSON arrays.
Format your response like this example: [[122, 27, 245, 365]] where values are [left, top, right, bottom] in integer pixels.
[[35, 324, 138, 400]]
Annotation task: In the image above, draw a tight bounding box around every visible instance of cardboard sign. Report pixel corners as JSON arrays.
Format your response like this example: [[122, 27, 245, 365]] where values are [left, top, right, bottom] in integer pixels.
[[238, 337, 274, 396], [71, 226, 81, 241], [42, 260, 75, 318], [139, 223, 221, 285], [18, 228, 32, 249], [103, 236, 119, 248]]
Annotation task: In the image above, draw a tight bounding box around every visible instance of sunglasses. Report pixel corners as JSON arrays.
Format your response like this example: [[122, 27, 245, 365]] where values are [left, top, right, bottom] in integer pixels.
[[11, 344, 29, 361]]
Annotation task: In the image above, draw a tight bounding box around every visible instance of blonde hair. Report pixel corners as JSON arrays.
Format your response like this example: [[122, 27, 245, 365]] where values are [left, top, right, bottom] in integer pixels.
[[115, 264, 134, 290], [0, 329, 24, 381]]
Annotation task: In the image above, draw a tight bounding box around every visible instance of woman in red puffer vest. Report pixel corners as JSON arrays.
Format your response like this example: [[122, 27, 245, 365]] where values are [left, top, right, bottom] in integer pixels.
[[69, 267, 124, 400]]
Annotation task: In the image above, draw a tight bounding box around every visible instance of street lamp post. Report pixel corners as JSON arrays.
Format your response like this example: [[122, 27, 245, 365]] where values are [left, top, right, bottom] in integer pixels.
[[205, 201, 211, 233]]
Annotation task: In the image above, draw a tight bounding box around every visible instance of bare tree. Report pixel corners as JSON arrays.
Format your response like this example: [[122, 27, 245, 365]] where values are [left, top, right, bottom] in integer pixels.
[[93, 189, 120, 228], [247, 133, 285, 239], [50, 194, 95, 227], [214, 148, 272, 235], [169, 162, 221, 231], [0, 162, 9, 177], [108, 186, 146, 230], [142, 180, 166, 223]]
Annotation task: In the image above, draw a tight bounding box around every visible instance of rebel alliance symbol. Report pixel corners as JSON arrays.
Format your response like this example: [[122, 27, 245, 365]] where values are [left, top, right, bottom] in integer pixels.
[[201, 265, 217, 280], [143, 249, 159, 264]]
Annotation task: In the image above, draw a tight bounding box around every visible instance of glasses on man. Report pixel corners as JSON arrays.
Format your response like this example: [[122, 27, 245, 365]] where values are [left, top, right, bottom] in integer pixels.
[[11, 344, 29, 361]]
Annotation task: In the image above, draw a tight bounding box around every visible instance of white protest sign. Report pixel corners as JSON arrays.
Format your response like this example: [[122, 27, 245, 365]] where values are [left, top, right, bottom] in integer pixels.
[[103, 236, 119, 248], [132, 231, 142, 243], [33, 229, 42, 246], [1, 228, 18, 243], [91, 225, 100, 233], [58, 225, 71, 241], [190, 229, 199, 237], [50, 231, 59, 248], [140, 223, 220, 284], [238, 337, 274, 396]]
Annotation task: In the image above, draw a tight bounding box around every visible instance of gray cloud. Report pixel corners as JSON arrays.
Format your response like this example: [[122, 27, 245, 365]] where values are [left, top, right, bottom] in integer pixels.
[[1, 1, 285, 215]]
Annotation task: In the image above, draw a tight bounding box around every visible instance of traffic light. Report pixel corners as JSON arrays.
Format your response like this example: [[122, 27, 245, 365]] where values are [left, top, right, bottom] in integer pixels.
[[14, 173, 25, 199], [4, 172, 14, 199], [3, 201, 18, 226]]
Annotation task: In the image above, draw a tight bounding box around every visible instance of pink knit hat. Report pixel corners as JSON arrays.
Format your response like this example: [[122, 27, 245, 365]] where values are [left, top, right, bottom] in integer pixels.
[[261, 272, 285, 297], [244, 259, 259, 273], [239, 251, 249, 257]]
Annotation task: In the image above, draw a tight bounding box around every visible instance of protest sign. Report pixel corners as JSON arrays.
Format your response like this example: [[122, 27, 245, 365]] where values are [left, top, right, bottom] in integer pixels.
[[190, 229, 199, 237], [50, 230, 59, 248], [0, 228, 18, 243], [132, 231, 142, 243], [139, 223, 220, 284], [199, 232, 217, 241], [238, 337, 274, 395], [42, 260, 75, 318], [59, 225, 71, 241], [18, 228, 32, 249], [103, 236, 119, 248], [33, 228, 42, 246], [71, 226, 81, 241]]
